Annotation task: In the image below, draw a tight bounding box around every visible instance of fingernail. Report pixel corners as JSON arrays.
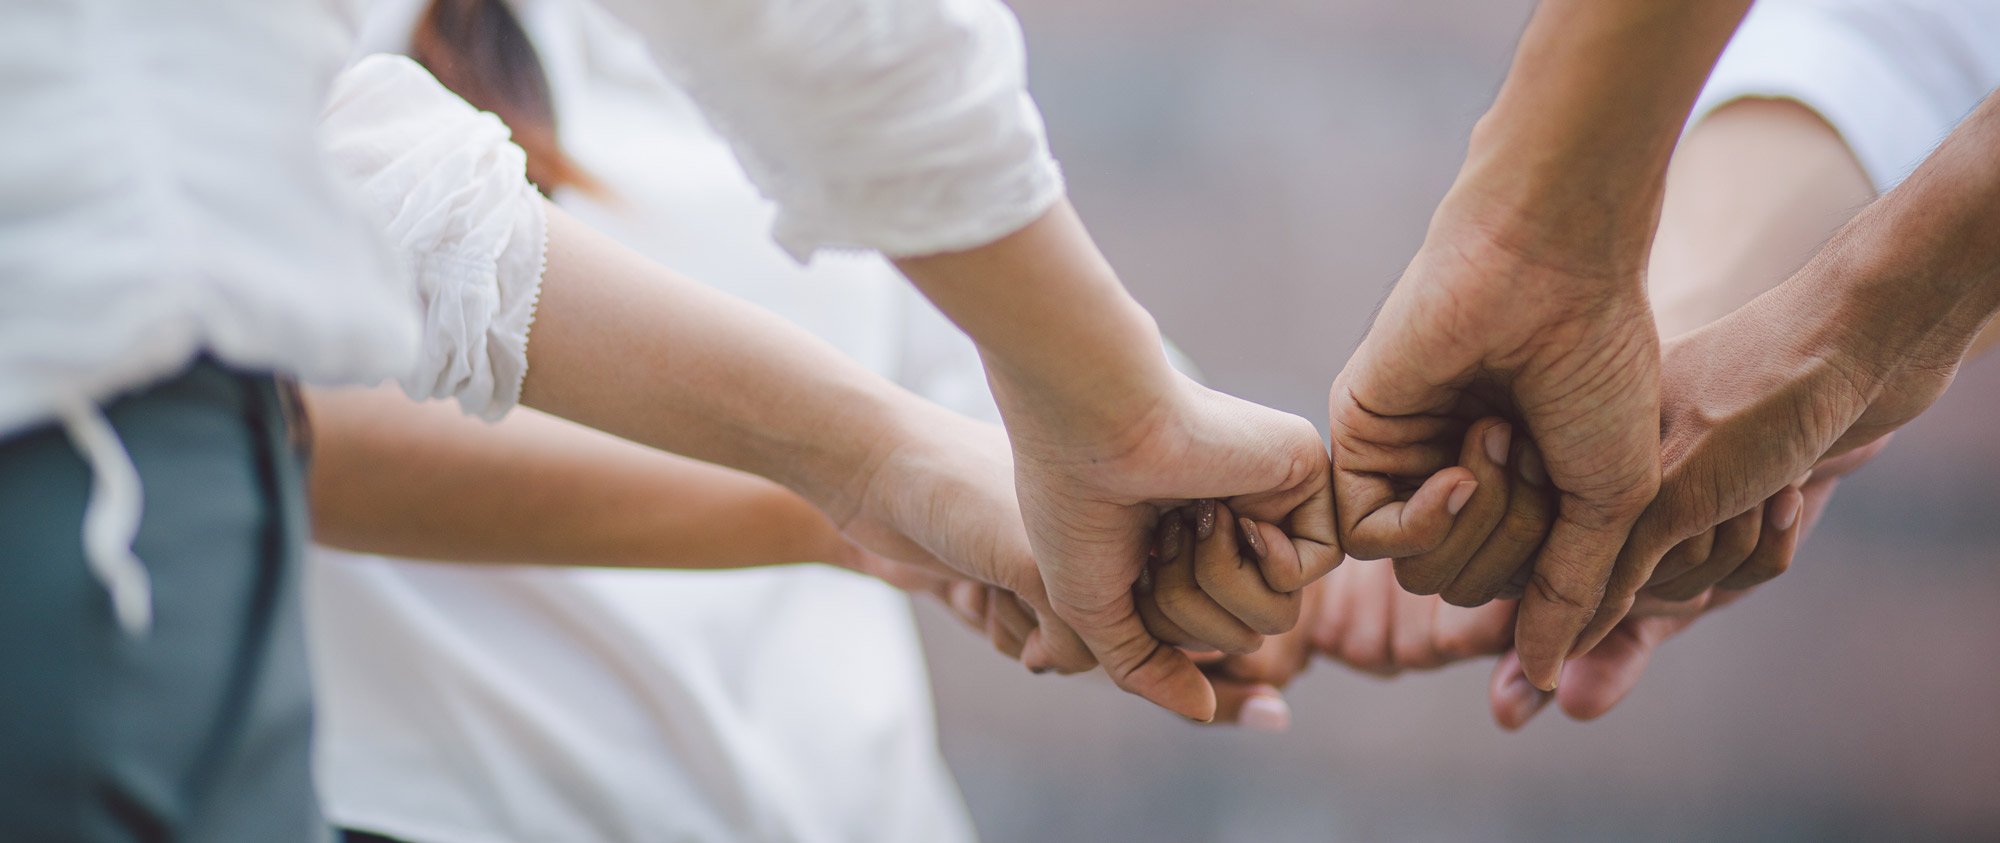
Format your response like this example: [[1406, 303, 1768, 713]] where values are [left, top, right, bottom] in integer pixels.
[[1770, 492, 1802, 532], [1194, 500, 1218, 541], [1446, 480, 1477, 516], [1240, 695, 1292, 733], [1518, 448, 1547, 486], [1484, 424, 1512, 466], [1237, 517, 1268, 561], [1534, 659, 1562, 693], [1499, 674, 1552, 728], [1160, 516, 1186, 560], [1135, 567, 1153, 592]]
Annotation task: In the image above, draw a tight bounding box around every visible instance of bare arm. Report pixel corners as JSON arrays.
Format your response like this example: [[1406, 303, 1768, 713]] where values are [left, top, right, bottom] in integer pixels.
[[307, 385, 856, 570], [1332, 0, 1756, 690]]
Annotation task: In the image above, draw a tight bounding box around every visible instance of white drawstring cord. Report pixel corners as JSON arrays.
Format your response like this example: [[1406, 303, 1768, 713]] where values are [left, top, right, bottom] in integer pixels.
[[56, 396, 152, 637]]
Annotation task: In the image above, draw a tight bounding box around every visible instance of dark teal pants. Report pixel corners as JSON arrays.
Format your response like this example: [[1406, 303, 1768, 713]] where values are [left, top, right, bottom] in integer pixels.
[[0, 361, 324, 842]]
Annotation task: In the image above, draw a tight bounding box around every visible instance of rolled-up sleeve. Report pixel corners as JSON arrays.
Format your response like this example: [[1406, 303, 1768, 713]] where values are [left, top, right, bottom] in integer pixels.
[[318, 54, 547, 421], [1694, 0, 2000, 194], [593, 0, 1065, 260]]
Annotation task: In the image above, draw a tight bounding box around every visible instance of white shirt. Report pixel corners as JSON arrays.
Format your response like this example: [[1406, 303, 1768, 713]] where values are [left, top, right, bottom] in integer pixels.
[[3, 0, 1059, 634], [310, 2, 990, 841], [1695, 0, 2000, 193]]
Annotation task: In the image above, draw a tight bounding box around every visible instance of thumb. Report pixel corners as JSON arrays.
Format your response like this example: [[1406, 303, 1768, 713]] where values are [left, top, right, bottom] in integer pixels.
[[1061, 595, 1217, 722]]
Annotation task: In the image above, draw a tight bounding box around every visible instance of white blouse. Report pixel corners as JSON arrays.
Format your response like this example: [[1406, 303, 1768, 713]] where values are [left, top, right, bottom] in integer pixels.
[[308, 3, 991, 840], [3, 0, 1061, 631], [1695, 0, 2000, 193]]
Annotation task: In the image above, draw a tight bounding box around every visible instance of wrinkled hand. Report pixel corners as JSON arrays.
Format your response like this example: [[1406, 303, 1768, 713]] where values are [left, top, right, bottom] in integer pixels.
[[1008, 372, 1342, 722], [1331, 226, 1662, 690], [1493, 438, 1882, 728], [1572, 268, 1957, 654]]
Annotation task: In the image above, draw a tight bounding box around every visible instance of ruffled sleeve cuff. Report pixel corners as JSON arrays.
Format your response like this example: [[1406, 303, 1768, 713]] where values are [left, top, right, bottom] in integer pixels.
[[319, 54, 547, 420]]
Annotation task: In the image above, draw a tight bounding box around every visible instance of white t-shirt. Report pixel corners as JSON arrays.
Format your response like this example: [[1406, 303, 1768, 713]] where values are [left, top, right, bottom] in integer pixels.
[[309, 2, 988, 842], [1695, 0, 2000, 193]]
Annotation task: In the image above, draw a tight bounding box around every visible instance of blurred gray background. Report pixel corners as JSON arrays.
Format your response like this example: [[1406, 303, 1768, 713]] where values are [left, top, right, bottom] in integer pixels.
[[911, 2, 2000, 841]]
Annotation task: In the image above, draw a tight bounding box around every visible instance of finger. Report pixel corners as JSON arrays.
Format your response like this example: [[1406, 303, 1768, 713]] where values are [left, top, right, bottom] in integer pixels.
[[1328, 559, 1398, 676], [1388, 586, 1445, 670], [1712, 486, 1804, 591], [1512, 495, 1639, 691], [1153, 514, 1263, 655], [1134, 555, 1211, 652], [1644, 525, 1717, 587], [1395, 418, 1513, 598], [1247, 474, 1345, 594], [1645, 502, 1761, 602], [1193, 502, 1301, 635], [1020, 612, 1096, 676], [945, 580, 988, 632], [1051, 525, 1218, 720], [1335, 462, 1479, 561], [985, 593, 1027, 662], [988, 589, 1036, 659], [1307, 561, 1359, 656], [1431, 596, 1517, 663], [1209, 682, 1292, 733], [1488, 650, 1553, 731], [1554, 614, 1684, 722], [1447, 438, 1556, 605]]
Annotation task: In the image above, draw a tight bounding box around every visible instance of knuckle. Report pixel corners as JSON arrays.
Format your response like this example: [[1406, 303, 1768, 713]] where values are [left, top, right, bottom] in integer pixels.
[[1392, 639, 1441, 670], [1392, 558, 1451, 596], [1439, 581, 1495, 608], [1528, 568, 1603, 613]]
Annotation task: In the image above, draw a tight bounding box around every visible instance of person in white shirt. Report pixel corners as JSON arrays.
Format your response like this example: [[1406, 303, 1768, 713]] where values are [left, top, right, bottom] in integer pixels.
[[1, 1, 1341, 839], [309, 2, 995, 840]]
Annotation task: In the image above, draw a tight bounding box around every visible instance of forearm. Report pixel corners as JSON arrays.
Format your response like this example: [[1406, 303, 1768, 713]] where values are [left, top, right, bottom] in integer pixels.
[[520, 203, 944, 523], [894, 200, 1178, 443], [1447, 0, 1753, 270], [1649, 99, 1874, 337], [1805, 90, 2000, 374], [307, 386, 853, 569]]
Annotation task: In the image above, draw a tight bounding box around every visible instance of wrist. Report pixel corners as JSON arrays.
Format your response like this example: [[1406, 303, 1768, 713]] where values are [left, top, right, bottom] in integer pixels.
[[1803, 215, 1997, 383], [1433, 142, 1664, 287], [982, 300, 1180, 450]]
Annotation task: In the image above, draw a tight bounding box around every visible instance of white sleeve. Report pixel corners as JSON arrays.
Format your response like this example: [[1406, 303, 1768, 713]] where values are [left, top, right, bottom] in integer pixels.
[[318, 54, 548, 421], [590, 0, 1065, 261], [1694, 0, 2000, 193]]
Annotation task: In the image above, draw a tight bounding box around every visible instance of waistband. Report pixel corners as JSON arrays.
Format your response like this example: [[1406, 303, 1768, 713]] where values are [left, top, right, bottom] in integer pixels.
[[48, 358, 288, 637]]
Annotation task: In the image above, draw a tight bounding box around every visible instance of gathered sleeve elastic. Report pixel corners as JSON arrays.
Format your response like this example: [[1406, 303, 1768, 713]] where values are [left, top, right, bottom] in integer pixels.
[[591, 0, 1065, 261], [319, 54, 548, 420]]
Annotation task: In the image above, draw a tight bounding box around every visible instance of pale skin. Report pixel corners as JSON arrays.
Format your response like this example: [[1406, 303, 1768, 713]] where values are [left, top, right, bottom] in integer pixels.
[[898, 201, 1342, 721], [306, 386, 1041, 658], [436, 203, 1102, 671]]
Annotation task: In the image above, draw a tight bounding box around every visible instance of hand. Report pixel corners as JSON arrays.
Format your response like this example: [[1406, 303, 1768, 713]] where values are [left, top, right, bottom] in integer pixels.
[[1306, 557, 1517, 678], [1136, 420, 1539, 663], [1493, 440, 1880, 728], [1575, 265, 1957, 654], [842, 407, 1096, 675], [1330, 223, 1661, 690], [1130, 506, 1324, 733], [1006, 371, 1342, 722], [832, 536, 1049, 666]]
